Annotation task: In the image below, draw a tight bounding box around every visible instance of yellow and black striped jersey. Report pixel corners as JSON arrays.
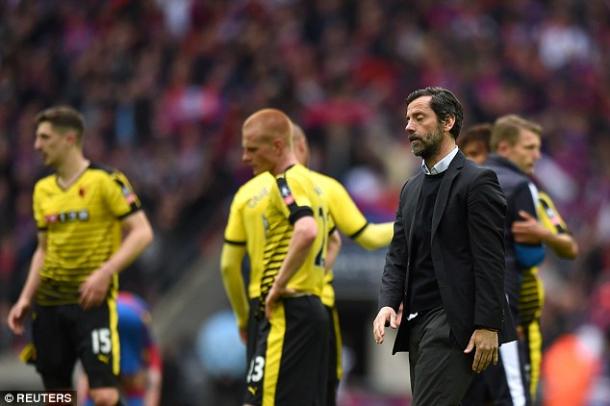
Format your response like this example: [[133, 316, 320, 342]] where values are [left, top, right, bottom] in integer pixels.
[[518, 191, 570, 324], [33, 163, 141, 305], [224, 172, 274, 299], [310, 172, 369, 307], [260, 164, 330, 301]]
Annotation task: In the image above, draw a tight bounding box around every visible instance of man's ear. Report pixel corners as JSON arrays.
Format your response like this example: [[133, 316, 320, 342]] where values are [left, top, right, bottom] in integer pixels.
[[443, 116, 456, 133], [65, 130, 78, 146]]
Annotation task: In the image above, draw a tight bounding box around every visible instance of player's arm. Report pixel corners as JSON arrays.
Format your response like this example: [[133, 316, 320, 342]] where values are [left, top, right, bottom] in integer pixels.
[[512, 213, 578, 259], [265, 215, 317, 318], [325, 229, 342, 272], [221, 192, 250, 338], [220, 242, 249, 332], [80, 211, 154, 309], [543, 232, 578, 259], [7, 232, 46, 335], [327, 178, 393, 250], [354, 222, 394, 250], [512, 183, 545, 268], [512, 192, 579, 260]]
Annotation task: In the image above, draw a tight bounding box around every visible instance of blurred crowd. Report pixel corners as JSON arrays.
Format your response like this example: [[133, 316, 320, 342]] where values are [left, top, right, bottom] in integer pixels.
[[1, 0, 610, 400]]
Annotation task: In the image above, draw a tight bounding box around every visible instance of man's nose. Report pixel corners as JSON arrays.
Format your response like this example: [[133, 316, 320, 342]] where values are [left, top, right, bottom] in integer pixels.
[[405, 121, 415, 134]]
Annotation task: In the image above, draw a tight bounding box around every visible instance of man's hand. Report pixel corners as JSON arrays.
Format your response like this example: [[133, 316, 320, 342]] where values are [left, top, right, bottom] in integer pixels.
[[372, 306, 399, 344], [464, 328, 499, 373], [7, 299, 31, 335], [396, 302, 404, 326], [512, 210, 548, 244], [264, 284, 295, 319], [79, 268, 113, 309]]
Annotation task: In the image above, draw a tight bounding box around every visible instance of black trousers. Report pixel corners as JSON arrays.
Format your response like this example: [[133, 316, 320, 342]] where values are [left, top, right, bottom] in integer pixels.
[[408, 307, 474, 406]]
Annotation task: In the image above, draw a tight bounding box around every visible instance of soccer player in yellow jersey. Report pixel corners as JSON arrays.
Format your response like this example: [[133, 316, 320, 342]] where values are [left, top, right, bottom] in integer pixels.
[[460, 121, 578, 401], [7, 106, 153, 406], [234, 108, 330, 406], [222, 120, 393, 405], [512, 190, 578, 399], [292, 124, 393, 405]]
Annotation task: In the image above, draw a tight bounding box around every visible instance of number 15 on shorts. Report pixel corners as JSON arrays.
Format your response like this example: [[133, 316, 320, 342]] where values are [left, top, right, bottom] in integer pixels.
[[91, 328, 112, 354]]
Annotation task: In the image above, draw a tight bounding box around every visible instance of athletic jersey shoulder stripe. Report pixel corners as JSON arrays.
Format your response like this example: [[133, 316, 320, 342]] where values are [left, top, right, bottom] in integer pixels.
[[276, 176, 314, 224], [89, 161, 116, 174]]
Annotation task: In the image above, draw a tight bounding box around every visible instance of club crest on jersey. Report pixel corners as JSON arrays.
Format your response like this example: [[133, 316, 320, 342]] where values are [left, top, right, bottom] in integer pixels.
[[280, 184, 294, 205], [121, 185, 137, 204]]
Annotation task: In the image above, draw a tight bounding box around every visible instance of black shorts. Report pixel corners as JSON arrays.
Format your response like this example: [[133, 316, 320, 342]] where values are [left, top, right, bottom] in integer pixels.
[[246, 297, 261, 367], [244, 295, 329, 406], [325, 305, 342, 406], [32, 300, 120, 389]]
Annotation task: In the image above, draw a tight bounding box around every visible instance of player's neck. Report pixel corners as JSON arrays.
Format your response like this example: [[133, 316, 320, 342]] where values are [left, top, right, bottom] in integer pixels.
[[271, 155, 298, 175], [56, 153, 90, 189]]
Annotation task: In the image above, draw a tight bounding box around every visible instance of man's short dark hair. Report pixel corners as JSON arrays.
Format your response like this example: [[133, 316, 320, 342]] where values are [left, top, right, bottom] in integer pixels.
[[458, 123, 492, 152], [35, 106, 85, 141], [406, 87, 464, 139]]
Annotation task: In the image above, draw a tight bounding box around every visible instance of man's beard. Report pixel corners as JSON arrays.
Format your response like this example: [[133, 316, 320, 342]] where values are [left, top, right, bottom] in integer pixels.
[[412, 126, 444, 160]]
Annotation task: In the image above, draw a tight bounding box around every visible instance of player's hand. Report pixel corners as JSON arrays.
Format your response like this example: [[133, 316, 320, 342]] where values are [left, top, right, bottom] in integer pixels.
[[512, 210, 547, 244], [372, 306, 399, 344], [7, 299, 31, 335], [264, 284, 295, 319], [79, 268, 113, 309], [239, 327, 247, 344], [464, 328, 499, 373]]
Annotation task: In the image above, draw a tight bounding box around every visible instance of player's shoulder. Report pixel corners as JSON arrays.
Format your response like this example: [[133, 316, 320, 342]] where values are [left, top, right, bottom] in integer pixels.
[[308, 169, 338, 187], [34, 173, 57, 191], [234, 172, 274, 202], [537, 190, 553, 204], [87, 162, 126, 179]]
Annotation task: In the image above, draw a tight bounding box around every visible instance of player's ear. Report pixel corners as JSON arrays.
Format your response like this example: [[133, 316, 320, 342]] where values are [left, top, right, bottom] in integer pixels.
[[65, 130, 78, 146], [272, 138, 283, 155]]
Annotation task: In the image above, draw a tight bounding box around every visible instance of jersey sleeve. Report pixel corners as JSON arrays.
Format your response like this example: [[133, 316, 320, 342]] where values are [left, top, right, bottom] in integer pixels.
[[104, 171, 142, 219], [32, 182, 47, 231], [538, 192, 569, 235], [326, 178, 368, 237], [224, 194, 247, 245], [327, 213, 336, 235], [273, 175, 314, 224]]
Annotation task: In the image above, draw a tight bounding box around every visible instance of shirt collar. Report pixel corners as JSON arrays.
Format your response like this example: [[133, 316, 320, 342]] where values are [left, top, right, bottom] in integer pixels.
[[421, 146, 459, 175]]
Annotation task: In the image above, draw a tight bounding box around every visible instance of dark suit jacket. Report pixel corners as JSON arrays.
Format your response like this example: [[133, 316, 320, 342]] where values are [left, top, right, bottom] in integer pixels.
[[379, 151, 516, 354]]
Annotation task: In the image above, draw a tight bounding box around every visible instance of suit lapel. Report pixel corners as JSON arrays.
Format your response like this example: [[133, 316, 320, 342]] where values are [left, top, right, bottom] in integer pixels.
[[431, 151, 465, 238]]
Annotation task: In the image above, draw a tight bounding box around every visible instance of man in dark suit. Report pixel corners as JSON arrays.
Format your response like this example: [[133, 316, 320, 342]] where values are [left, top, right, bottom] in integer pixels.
[[372, 87, 516, 405]]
